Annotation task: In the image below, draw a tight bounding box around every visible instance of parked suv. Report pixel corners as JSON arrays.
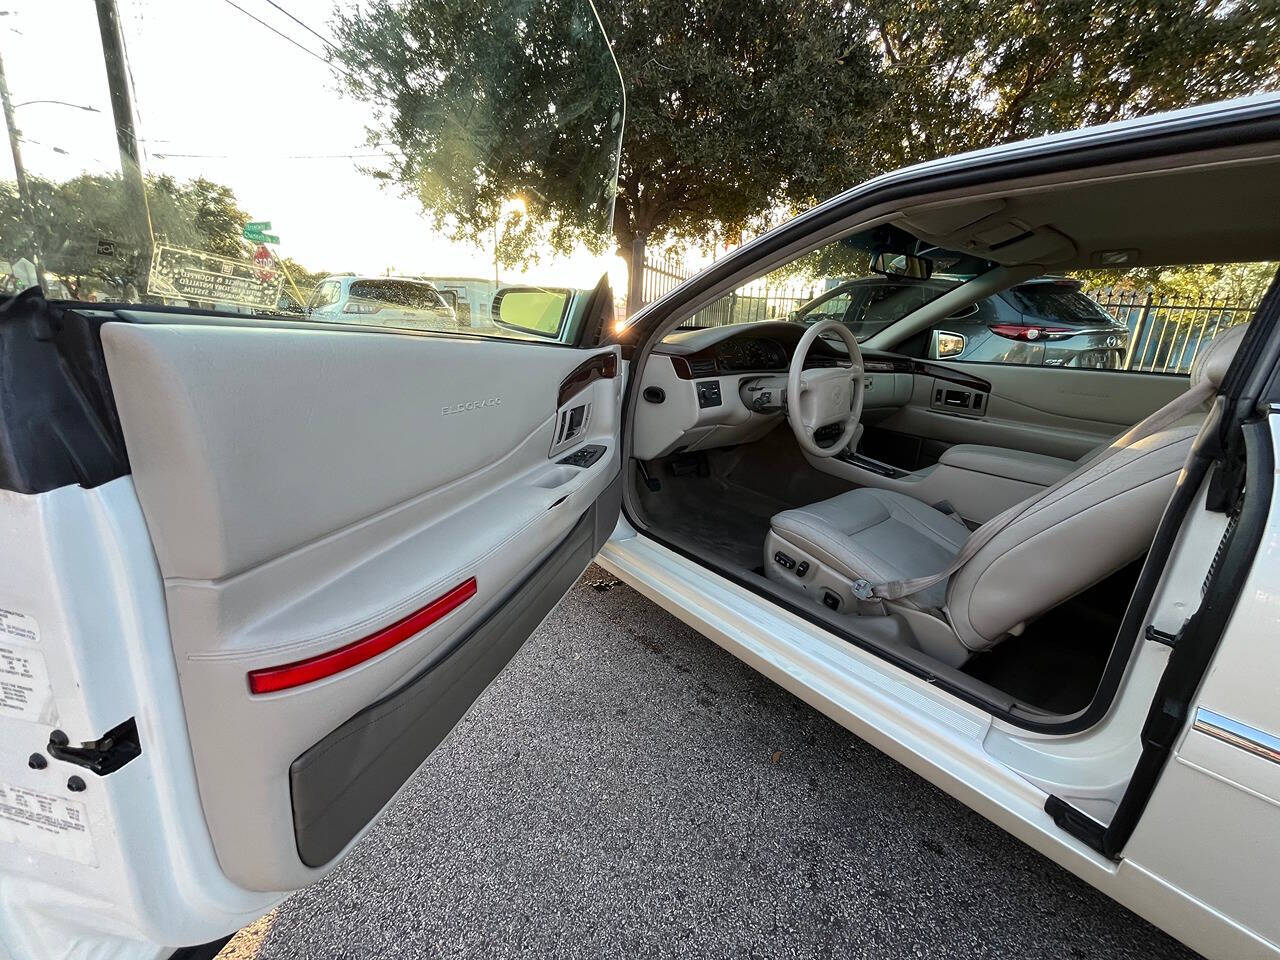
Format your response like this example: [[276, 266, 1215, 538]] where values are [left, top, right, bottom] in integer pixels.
[[306, 275, 459, 331], [793, 275, 1131, 368]]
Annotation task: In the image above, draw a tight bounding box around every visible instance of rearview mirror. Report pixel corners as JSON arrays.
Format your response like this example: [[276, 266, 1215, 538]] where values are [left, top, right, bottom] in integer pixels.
[[492, 287, 571, 338], [871, 251, 933, 280]]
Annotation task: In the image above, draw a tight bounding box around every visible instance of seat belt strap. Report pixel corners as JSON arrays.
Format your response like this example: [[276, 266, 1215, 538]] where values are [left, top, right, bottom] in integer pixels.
[[851, 379, 1215, 603]]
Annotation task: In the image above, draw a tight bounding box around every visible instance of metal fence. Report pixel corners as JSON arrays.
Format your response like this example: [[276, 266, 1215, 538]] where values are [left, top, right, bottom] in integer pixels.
[[641, 256, 1262, 375], [641, 251, 821, 327], [1087, 288, 1260, 375]]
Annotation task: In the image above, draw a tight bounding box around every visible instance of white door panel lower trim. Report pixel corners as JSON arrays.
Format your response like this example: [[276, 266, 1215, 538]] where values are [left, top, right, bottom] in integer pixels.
[[598, 529, 1280, 960]]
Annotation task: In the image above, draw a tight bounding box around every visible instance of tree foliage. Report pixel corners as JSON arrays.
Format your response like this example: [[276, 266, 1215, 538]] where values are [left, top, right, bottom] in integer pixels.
[[0, 173, 252, 297], [1075, 261, 1279, 302], [866, 0, 1280, 170], [330, 0, 885, 293], [329, 0, 1280, 309], [332, 0, 624, 262]]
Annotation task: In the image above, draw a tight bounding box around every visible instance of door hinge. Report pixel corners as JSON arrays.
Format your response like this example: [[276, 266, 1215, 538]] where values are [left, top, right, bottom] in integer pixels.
[[47, 717, 142, 776]]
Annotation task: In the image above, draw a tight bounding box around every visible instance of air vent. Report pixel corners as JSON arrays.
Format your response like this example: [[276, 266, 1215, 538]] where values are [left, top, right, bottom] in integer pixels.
[[805, 356, 842, 369], [687, 358, 718, 377]]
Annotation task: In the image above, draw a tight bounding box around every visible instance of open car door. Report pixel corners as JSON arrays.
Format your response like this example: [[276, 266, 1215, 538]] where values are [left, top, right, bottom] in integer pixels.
[[0, 0, 625, 956], [2, 292, 624, 955]]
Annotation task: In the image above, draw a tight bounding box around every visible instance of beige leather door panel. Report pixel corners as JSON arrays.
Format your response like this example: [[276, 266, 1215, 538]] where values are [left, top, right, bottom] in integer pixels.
[[879, 362, 1188, 459], [102, 319, 622, 891]]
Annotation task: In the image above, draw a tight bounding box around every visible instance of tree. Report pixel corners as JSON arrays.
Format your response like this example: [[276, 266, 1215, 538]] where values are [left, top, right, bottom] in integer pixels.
[[330, 0, 1280, 313], [864, 0, 1280, 169], [0, 173, 253, 298], [329, 0, 885, 311]]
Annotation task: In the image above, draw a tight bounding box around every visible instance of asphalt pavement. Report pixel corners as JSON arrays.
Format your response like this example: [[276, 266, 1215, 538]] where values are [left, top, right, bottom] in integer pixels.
[[220, 564, 1202, 960]]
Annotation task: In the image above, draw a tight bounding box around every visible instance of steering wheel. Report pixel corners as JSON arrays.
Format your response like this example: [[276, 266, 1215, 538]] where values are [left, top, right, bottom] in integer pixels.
[[787, 319, 865, 458]]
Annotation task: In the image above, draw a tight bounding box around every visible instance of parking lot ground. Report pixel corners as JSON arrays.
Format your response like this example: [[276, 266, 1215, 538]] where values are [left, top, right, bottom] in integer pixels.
[[220, 564, 1202, 960]]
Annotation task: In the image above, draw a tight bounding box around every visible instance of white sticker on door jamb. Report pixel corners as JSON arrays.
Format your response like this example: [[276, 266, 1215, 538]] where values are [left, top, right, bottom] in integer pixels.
[[0, 644, 55, 722], [0, 608, 38, 646], [0, 783, 95, 866]]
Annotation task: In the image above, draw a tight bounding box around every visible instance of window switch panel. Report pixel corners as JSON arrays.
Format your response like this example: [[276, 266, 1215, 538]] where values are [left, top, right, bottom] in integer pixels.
[[557, 444, 607, 468]]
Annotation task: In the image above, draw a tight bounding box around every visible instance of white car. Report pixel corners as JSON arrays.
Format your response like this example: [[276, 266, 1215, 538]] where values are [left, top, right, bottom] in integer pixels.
[[305, 275, 459, 331], [2, 49, 1280, 960], [415, 276, 497, 328]]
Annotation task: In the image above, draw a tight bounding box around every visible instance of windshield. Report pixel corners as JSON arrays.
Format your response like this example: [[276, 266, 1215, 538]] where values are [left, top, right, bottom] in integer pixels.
[[677, 225, 993, 341], [0, 0, 623, 334], [755, 227, 989, 341], [801, 278, 965, 341]]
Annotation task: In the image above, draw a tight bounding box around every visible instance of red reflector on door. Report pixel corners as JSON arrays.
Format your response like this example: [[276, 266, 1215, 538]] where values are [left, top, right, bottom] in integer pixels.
[[247, 578, 477, 695]]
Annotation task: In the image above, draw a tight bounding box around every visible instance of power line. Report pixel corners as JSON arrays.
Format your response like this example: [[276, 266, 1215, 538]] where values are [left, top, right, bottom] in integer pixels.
[[219, 0, 330, 69], [217, 0, 367, 94], [260, 0, 338, 53]]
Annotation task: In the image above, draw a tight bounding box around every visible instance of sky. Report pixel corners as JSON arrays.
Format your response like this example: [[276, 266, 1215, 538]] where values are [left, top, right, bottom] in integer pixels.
[[0, 0, 626, 288]]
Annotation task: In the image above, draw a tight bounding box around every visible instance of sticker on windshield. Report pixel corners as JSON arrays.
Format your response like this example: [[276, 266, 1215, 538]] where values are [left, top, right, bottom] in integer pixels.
[[0, 783, 94, 866], [0, 644, 55, 723], [0, 608, 38, 646]]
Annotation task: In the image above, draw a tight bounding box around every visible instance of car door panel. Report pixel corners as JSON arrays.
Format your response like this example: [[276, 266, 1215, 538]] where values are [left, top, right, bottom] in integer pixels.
[[289, 495, 607, 868], [878, 362, 1188, 459], [100, 319, 622, 891]]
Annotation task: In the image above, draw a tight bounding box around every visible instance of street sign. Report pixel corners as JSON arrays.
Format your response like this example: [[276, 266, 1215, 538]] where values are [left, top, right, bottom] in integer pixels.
[[242, 227, 279, 244], [245, 221, 271, 231]]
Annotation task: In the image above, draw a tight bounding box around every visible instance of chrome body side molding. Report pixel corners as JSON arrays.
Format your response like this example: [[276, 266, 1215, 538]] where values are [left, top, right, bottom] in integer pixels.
[[1193, 708, 1280, 765]]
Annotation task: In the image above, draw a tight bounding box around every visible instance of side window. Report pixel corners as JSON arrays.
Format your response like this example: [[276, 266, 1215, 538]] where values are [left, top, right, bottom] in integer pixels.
[[6, 3, 624, 349], [919, 270, 1270, 374]]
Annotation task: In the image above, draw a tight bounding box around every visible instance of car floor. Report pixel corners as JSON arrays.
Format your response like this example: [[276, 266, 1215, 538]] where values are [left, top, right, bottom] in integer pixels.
[[632, 426, 1131, 717], [960, 560, 1143, 714], [634, 424, 855, 570]]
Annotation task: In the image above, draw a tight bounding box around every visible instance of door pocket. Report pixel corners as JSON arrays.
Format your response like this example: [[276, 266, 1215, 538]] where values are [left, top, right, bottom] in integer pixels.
[[288, 502, 598, 868]]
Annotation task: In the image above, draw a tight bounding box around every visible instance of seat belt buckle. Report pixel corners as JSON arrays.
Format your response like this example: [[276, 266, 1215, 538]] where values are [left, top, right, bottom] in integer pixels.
[[851, 579, 876, 601]]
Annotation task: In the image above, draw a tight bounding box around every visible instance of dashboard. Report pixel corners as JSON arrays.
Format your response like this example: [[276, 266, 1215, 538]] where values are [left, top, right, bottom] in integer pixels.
[[633, 321, 929, 461], [658, 320, 854, 378]]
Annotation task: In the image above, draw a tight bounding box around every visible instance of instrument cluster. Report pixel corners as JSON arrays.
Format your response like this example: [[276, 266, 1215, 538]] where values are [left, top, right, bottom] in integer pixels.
[[714, 337, 788, 372]]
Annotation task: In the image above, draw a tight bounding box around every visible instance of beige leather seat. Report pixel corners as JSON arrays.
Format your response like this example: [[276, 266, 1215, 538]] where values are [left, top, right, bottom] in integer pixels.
[[766, 325, 1246, 665]]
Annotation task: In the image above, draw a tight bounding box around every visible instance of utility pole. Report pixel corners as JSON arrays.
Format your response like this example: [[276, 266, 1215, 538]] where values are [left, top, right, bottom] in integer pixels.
[[94, 0, 150, 283], [0, 47, 47, 291]]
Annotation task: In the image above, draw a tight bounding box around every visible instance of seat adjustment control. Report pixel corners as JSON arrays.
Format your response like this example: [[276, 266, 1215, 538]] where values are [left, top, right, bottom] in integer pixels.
[[795, 561, 809, 577], [822, 591, 840, 611], [773, 551, 795, 570]]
